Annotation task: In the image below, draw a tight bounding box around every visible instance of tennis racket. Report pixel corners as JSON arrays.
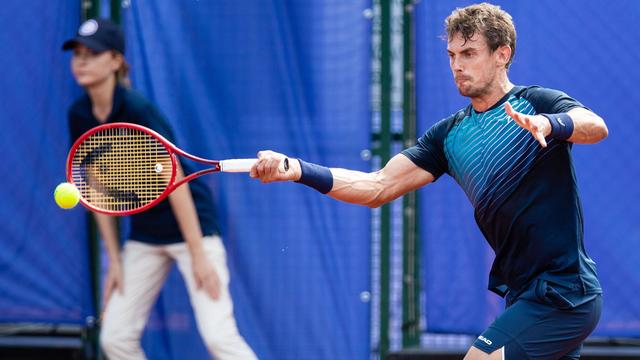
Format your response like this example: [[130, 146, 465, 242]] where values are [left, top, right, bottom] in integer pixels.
[[66, 122, 288, 215]]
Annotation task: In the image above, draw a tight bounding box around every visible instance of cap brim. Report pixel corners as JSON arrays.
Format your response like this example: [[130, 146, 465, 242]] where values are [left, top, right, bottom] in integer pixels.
[[62, 37, 111, 53]]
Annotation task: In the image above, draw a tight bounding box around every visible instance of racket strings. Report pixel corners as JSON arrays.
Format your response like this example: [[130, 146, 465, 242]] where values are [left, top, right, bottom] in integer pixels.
[[70, 127, 172, 212]]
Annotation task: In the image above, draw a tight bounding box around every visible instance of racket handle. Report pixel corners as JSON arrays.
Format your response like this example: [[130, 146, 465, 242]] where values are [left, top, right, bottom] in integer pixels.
[[220, 159, 256, 172], [220, 158, 290, 173]]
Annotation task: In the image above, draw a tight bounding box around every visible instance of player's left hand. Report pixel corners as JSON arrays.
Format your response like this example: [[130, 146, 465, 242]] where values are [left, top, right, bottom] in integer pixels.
[[505, 102, 551, 147], [192, 254, 221, 300]]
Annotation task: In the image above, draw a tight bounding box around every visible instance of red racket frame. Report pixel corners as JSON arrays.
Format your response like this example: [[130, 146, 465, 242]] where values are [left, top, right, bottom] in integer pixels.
[[66, 122, 223, 216]]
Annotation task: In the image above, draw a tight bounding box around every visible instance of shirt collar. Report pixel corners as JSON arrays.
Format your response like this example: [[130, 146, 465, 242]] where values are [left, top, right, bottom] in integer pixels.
[[472, 85, 522, 116]]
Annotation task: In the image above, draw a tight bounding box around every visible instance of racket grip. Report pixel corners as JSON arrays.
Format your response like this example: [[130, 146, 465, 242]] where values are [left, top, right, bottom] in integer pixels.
[[220, 159, 257, 172], [220, 158, 290, 173]]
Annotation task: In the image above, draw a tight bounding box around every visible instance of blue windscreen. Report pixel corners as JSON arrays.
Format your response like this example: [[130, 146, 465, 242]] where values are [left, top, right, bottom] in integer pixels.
[[0, 1, 95, 325], [123, 2, 372, 359]]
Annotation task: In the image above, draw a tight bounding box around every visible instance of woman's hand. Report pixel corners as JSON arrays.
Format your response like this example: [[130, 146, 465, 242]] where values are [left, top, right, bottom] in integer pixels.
[[103, 260, 124, 306], [192, 253, 221, 300]]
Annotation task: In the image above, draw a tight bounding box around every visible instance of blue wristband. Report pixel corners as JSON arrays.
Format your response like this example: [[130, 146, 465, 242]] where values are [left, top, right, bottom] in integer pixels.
[[296, 159, 333, 194], [541, 113, 574, 141]]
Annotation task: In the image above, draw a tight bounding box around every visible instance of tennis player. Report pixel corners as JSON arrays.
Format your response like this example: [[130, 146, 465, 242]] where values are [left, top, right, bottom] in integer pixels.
[[63, 19, 256, 359], [251, 3, 607, 359]]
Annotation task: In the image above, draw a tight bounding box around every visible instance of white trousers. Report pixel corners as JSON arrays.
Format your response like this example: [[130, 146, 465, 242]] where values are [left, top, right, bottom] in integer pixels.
[[100, 236, 257, 360]]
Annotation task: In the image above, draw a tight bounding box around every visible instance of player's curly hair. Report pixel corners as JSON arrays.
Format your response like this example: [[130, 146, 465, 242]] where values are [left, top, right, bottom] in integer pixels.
[[445, 3, 516, 69]]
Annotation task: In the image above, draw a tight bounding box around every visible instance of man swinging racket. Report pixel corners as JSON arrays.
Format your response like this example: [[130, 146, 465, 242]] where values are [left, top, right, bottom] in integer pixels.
[[250, 3, 608, 359]]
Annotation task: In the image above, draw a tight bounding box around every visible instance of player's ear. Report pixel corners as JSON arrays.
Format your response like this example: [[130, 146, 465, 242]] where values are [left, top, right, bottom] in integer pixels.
[[495, 45, 511, 68]]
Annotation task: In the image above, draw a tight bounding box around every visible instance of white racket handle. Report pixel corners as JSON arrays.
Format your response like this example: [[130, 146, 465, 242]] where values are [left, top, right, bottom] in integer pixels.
[[220, 158, 289, 173]]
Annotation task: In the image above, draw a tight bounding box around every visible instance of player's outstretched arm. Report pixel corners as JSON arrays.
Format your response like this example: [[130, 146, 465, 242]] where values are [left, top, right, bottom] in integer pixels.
[[251, 151, 435, 208]]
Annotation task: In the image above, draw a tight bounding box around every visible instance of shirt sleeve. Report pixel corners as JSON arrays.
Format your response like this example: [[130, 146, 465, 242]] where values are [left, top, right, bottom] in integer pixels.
[[401, 116, 455, 180], [522, 86, 588, 114]]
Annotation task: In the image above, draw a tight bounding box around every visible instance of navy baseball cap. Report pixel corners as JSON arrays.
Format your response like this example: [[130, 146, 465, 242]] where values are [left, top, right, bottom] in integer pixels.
[[62, 19, 125, 54]]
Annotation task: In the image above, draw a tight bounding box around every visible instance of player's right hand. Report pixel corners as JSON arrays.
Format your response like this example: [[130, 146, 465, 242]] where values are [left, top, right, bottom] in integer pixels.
[[251, 150, 301, 183]]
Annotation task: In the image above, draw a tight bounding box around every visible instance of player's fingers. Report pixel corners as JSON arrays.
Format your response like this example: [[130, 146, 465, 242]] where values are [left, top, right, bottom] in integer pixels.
[[253, 157, 268, 179], [534, 130, 547, 147], [508, 109, 526, 127], [515, 113, 529, 129], [505, 102, 521, 122], [260, 157, 278, 183], [517, 115, 534, 132], [256, 150, 270, 159], [504, 101, 514, 115], [253, 152, 270, 178], [250, 160, 258, 178], [260, 158, 272, 183], [266, 157, 281, 181]]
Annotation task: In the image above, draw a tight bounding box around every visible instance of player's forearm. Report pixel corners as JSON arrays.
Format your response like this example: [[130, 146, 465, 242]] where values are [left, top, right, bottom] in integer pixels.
[[567, 108, 608, 144], [252, 151, 432, 204], [93, 213, 121, 264], [291, 154, 433, 208], [328, 168, 395, 208], [288, 158, 389, 207]]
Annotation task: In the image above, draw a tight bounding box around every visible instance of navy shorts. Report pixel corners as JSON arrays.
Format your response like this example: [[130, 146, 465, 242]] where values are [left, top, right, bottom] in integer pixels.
[[473, 295, 602, 359]]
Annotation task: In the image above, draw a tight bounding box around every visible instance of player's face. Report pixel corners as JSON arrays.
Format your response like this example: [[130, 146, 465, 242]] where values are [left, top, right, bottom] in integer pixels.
[[447, 32, 500, 98], [71, 45, 121, 87]]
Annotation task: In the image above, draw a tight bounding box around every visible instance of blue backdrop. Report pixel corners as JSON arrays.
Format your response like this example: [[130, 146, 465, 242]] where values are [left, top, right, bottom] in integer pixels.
[[0, 1, 93, 325], [1, 1, 371, 359], [122, 1, 372, 360], [415, 0, 640, 337], [1, 1, 639, 359]]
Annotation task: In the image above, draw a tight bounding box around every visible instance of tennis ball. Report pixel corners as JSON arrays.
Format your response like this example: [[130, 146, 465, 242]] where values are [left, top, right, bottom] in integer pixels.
[[54, 182, 80, 209]]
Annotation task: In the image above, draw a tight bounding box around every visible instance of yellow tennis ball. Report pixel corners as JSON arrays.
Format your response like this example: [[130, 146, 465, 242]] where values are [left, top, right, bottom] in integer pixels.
[[54, 182, 80, 209]]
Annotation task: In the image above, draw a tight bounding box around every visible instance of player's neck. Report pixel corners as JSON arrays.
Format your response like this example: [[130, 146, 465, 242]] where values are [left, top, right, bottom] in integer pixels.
[[470, 75, 514, 113], [87, 76, 116, 123]]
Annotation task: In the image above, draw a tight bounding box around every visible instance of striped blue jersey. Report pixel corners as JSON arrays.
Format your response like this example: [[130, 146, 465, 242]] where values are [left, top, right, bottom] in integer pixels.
[[403, 86, 601, 303]]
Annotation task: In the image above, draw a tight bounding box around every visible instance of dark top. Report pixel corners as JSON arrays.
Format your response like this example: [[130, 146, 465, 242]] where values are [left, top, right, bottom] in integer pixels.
[[402, 85, 601, 307], [68, 84, 218, 244]]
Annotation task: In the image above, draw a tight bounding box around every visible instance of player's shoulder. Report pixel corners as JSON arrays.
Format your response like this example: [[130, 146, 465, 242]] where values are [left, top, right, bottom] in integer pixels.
[[420, 107, 468, 144], [513, 85, 585, 113], [514, 84, 566, 99], [512, 85, 575, 107]]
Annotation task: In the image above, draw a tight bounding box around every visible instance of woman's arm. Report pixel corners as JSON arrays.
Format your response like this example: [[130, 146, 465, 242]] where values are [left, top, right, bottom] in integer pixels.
[[168, 163, 221, 299], [93, 213, 122, 304]]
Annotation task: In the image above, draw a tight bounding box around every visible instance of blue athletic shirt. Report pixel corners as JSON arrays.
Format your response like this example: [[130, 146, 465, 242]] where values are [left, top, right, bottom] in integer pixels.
[[402, 85, 602, 307], [68, 85, 218, 244]]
